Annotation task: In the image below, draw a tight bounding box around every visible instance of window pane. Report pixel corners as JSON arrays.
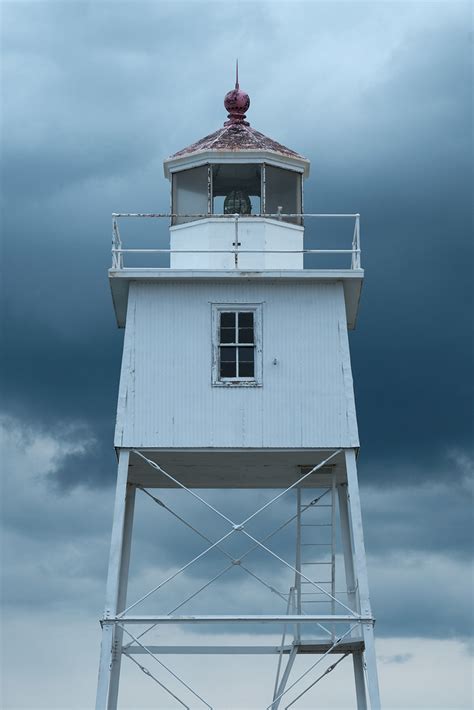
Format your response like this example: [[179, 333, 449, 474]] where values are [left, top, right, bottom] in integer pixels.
[[172, 165, 209, 225], [220, 345, 237, 378], [221, 346, 237, 361], [220, 312, 236, 328], [238, 313, 254, 344], [265, 165, 302, 225], [238, 312, 253, 327], [239, 349, 255, 377], [220, 328, 235, 344], [238, 328, 253, 344], [239, 362, 254, 377], [239, 346, 254, 361], [212, 164, 261, 215], [221, 361, 237, 378]]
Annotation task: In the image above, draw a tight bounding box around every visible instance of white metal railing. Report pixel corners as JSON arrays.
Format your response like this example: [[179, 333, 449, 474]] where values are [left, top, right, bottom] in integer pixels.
[[111, 213, 361, 270]]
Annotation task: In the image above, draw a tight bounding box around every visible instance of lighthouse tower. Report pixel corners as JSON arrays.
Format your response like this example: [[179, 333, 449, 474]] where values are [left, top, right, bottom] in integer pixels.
[[96, 72, 381, 709]]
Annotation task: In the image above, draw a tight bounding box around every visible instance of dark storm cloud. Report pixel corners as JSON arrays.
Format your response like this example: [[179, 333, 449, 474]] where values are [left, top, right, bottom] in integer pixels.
[[2, 2, 471, 488], [1, 0, 472, 662]]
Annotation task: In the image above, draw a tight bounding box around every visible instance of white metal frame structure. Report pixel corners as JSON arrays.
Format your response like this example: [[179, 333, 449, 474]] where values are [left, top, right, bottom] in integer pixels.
[[96, 447, 380, 709], [96, 207, 380, 707]]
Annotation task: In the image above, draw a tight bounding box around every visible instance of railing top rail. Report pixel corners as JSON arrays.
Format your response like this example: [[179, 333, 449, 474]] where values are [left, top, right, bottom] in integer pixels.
[[112, 212, 360, 219]]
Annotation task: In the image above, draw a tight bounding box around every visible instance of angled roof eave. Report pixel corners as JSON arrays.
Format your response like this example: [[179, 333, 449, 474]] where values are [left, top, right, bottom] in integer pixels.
[[163, 149, 310, 179]]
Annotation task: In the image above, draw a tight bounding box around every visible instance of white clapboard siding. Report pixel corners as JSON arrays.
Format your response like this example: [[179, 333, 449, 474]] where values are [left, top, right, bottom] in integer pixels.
[[114, 281, 359, 449]]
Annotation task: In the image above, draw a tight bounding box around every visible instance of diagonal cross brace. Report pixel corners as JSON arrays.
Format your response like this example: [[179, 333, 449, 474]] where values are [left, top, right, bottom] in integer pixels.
[[121, 625, 213, 709], [123, 449, 354, 617], [123, 489, 334, 649]]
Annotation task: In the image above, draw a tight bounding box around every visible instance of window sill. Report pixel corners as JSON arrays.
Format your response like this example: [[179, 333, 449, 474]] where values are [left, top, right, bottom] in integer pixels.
[[212, 380, 262, 388]]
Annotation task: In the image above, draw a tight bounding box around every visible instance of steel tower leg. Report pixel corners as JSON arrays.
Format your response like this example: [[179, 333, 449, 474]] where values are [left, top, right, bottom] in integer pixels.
[[338, 482, 368, 708], [107, 481, 136, 708], [353, 652, 368, 709], [345, 449, 381, 710], [96, 449, 135, 710]]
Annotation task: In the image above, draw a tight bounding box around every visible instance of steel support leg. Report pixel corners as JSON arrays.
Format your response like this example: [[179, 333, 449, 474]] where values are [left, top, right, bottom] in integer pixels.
[[271, 644, 298, 710], [96, 449, 133, 710], [339, 483, 368, 708], [345, 449, 381, 709], [107, 482, 136, 708], [337, 483, 358, 616], [353, 652, 368, 710], [294, 488, 302, 643]]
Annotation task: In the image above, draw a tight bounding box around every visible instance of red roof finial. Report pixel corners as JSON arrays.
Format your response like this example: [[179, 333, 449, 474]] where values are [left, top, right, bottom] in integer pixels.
[[224, 59, 250, 126]]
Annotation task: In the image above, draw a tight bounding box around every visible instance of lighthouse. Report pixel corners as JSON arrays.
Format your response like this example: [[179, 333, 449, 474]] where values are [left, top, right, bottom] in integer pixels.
[[96, 70, 381, 708]]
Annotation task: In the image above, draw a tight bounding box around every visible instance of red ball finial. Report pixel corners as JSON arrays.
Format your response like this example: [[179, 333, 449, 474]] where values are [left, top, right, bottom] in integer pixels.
[[224, 59, 250, 126]]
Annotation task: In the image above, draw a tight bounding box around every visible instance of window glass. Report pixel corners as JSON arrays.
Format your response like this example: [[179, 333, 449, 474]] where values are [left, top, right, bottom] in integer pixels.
[[264, 165, 302, 225], [220, 311, 236, 344], [238, 347, 255, 378], [238, 309, 254, 344], [172, 165, 208, 225], [212, 164, 261, 215]]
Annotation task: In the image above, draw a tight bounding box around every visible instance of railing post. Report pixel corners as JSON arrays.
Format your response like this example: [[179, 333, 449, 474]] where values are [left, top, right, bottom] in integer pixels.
[[233, 213, 239, 269], [351, 214, 361, 270], [355, 214, 361, 269], [112, 217, 123, 270], [112, 217, 118, 269]]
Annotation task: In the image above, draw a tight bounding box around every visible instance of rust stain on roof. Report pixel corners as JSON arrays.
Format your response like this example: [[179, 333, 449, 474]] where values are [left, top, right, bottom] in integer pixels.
[[169, 123, 307, 161]]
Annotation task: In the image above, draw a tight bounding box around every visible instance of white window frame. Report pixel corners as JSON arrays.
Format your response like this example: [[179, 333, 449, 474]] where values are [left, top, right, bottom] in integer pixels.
[[211, 303, 263, 387]]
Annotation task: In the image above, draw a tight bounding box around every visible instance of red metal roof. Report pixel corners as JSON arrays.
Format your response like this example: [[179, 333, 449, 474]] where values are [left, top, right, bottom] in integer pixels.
[[169, 122, 307, 160]]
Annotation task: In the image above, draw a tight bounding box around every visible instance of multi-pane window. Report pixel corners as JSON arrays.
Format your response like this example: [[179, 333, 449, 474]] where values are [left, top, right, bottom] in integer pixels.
[[212, 305, 262, 386], [219, 311, 255, 379]]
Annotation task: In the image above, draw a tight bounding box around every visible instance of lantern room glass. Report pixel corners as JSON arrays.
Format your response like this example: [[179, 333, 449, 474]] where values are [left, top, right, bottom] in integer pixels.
[[212, 164, 261, 215], [171, 163, 302, 225], [264, 165, 302, 225], [172, 165, 209, 225]]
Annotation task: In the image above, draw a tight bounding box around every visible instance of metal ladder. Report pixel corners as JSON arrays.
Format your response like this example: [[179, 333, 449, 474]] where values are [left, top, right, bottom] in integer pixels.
[[271, 480, 338, 709], [295, 478, 337, 641]]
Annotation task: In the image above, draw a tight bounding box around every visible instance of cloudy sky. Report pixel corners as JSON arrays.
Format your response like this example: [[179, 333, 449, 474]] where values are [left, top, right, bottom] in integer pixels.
[[1, 1, 473, 708]]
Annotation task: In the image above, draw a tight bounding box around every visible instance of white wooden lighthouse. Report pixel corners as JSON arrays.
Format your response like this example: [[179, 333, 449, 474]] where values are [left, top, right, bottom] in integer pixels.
[[96, 71, 381, 708]]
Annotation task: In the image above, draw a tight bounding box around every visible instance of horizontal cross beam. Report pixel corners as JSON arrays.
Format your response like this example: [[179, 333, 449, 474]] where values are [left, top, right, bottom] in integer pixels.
[[103, 614, 372, 625], [124, 640, 365, 655]]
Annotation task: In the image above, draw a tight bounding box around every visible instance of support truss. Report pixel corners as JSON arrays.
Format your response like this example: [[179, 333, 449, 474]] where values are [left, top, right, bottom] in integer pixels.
[[96, 448, 381, 709]]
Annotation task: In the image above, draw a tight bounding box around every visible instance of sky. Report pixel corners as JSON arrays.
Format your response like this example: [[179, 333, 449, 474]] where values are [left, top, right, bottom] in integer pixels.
[[1, 1, 473, 708]]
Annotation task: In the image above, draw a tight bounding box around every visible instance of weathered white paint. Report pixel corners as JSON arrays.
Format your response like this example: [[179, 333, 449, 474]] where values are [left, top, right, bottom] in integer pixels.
[[170, 217, 304, 269], [163, 151, 309, 179], [109, 270, 363, 331], [114, 281, 359, 450], [95, 450, 130, 710], [345, 449, 381, 708]]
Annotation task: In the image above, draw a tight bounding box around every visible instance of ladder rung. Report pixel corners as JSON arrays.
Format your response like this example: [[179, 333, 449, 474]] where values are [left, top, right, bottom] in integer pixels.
[[301, 592, 348, 595], [301, 562, 332, 565], [301, 581, 332, 584]]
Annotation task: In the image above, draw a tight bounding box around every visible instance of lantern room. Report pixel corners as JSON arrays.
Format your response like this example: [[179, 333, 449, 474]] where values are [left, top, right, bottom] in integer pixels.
[[163, 74, 310, 269]]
